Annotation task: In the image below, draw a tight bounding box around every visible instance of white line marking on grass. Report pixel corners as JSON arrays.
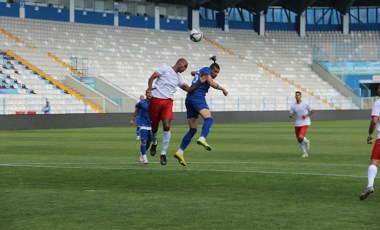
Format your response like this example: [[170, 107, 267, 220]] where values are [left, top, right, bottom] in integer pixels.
[[0, 163, 366, 178], [0, 161, 367, 167]]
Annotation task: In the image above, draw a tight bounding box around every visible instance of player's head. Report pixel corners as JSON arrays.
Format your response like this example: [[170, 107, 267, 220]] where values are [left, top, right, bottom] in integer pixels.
[[295, 91, 302, 102], [174, 58, 188, 73], [139, 95, 144, 100], [145, 90, 152, 100], [209, 56, 220, 79]]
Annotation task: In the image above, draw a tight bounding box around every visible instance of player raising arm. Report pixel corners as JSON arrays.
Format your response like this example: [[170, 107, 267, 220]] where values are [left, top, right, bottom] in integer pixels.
[[146, 58, 206, 165], [174, 56, 228, 166]]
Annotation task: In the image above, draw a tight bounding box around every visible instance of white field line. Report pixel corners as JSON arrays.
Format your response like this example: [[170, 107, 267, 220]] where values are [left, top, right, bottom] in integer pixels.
[[0, 163, 366, 178]]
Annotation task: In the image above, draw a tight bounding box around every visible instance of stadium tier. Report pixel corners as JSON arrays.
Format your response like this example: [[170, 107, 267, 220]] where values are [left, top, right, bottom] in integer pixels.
[[1, 16, 376, 113]]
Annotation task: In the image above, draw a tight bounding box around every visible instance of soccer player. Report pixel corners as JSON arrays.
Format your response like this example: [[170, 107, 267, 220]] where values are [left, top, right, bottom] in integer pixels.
[[359, 85, 380, 200], [134, 95, 145, 141], [146, 58, 206, 165], [289, 91, 313, 158], [130, 92, 151, 164], [174, 56, 228, 166]]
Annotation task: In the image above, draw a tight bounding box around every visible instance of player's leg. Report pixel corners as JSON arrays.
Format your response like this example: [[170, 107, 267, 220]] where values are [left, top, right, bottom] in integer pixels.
[[196, 107, 213, 151], [175, 118, 198, 166], [301, 126, 310, 150], [149, 98, 161, 156], [159, 99, 174, 165], [295, 126, 308, 157], [360, 141, 380, 200], [139, 129, 149, 164]]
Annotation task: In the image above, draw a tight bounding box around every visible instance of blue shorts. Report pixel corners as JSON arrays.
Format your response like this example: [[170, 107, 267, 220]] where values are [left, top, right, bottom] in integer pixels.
[[139, 129, 152, 144], [185, 97, 209, 119]]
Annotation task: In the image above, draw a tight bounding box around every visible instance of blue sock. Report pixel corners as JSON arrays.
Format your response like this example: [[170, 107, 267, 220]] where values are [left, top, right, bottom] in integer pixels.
[[140, 140, 147, 155], [201, 117, 213, 138], [136, 127, 140, 136], [180, 128, 197, 150]]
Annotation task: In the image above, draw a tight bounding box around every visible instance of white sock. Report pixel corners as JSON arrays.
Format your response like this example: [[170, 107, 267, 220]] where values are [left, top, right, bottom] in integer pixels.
[[298, 142, 307, 154], [177, 148, 184, 155], [303, 137, 309, 144], [152, 132, 158, 145], [368, 165, 377, 188], [161, 131, 171, 155]]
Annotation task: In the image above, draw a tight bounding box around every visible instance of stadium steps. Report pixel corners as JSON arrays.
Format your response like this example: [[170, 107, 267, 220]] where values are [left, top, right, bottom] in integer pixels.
[[5, 50, 104, 113], [203, 32, 337, 109]]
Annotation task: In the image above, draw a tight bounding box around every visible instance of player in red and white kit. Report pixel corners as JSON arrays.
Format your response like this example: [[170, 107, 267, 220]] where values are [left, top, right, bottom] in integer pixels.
[[360, 85, 380, 200], [146, 58, 206, 165], [289, 91, 313, 158]]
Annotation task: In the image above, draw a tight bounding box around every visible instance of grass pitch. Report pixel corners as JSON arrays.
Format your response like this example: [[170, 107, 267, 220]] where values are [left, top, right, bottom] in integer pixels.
[[0, 120, 379, 229]]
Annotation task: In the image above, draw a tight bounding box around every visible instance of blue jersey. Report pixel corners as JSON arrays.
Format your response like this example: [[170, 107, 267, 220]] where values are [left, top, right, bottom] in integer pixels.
[[187, 67, 211, 99], [135, 99, 151, 128]]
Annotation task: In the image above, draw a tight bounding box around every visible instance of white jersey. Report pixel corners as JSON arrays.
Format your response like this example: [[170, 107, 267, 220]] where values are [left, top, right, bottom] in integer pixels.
[[290, 101, 312, 127], [151, 64, 185, 99], [371, 98, 380, 139]]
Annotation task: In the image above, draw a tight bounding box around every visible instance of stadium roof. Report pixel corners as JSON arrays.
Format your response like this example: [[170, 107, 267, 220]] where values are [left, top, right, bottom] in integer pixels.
[[146, 0, 380, 14]]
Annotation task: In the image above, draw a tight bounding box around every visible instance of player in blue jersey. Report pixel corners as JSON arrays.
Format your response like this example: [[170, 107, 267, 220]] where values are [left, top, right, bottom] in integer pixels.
[[134, 95, 145, 140], [130, 92, 152, 164], [174, 56, 228, 166]]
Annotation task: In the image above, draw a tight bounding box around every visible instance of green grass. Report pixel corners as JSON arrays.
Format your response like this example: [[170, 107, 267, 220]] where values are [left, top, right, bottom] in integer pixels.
[[0, 120, 379, 229]]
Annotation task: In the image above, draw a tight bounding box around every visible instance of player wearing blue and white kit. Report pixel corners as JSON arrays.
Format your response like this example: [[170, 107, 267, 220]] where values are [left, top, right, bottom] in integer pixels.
[[146, 58, 206, 165], [130, 92, 152, 164], [174, 56, 228, 166], [289, 91, 313, 158], [134, 95, 145, 141]]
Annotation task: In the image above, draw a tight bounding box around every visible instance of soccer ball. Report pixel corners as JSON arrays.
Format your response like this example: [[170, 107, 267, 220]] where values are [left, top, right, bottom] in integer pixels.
[[190, 28, 202, 42]]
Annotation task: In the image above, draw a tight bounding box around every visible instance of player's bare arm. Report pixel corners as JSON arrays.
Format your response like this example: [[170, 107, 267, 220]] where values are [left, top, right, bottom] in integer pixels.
[[289, 113, 294, 118], [302, 110, 314, 119], [146, 71, 160, 93], [207, 76, 228, 96], [368, 116, 379, 144], [130, 108, 139, 125]]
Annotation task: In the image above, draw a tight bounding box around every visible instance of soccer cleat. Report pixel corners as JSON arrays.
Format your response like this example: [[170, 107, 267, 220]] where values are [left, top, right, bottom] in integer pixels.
[[174, 151, 187, 166], [139, 155, 144, 162], [301, 153, 309, 158], [197, 138, 212, 151], [160, 155, 167, 165], [150, 144, 157, 156], [360, 187, 374, 201]]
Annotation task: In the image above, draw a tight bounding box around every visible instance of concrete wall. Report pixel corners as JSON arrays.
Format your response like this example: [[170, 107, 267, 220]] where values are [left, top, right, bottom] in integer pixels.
[[65, 76, 119, 112], [0, 110, 371, 130]]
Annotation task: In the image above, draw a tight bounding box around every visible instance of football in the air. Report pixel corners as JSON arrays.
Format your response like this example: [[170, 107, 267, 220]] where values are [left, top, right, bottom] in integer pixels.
[[190, 28, 203, 42]]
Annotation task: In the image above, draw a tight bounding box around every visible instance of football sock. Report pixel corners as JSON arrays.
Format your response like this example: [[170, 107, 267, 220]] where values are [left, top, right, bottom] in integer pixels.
[[200, 117, 213, 139], [298, 142, 307, 154], [303, 137, 309, 144], [177, 149, 184, 155], [368, 165, 377, 188], [136, 127, 140, 136], [140, 145, 146, 155], [161, 131, 171, 155], [180, 128, 197, 151], [152, 132, 158, 145]]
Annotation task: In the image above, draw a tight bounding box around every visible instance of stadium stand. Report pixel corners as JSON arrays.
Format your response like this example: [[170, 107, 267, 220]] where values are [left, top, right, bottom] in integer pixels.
[[0, 49, 97, 114], [0, 16, 371, 112]]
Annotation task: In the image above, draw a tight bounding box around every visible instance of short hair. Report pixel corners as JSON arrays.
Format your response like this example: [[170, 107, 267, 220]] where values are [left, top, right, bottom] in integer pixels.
[[295, 91, 302, 95]]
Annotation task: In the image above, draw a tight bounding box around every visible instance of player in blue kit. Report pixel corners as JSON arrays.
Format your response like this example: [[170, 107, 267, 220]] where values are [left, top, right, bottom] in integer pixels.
[[130, 92, 152, 164], [174, 56, 228, 166]]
